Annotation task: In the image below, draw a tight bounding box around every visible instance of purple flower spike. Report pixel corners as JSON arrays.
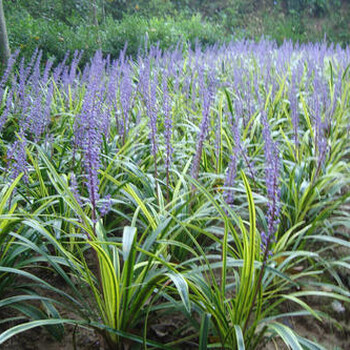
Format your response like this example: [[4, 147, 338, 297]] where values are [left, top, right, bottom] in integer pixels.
[[0, 88, 13, 132], [120, 64, 133, 143], [99, 194, 112, 217], [261, 111, 281, 254], [74, 52, 107, 222], [149, 75, 158, 159], [223, 120, 241, 206], [70, 173, 83, 207], [191, 70, 216, 181], [163, 73, 173, 172], [289, 71, 299, 152], [0, 49, 19, 102], [7, 130, 28, 183]]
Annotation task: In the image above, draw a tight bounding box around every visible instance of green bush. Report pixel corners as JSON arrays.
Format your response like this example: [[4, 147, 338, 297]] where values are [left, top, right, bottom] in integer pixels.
[[285, 0, 341, 16], [262, 11, 307, 44], [4, 0, 350, 65], [102, 13, 226, 57], [6, 9, 227, 64], [6, 9, 98, 64]]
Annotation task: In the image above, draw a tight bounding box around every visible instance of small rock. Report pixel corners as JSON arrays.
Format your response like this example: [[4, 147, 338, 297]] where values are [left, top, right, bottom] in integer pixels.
[[331, 300, 345, 313]]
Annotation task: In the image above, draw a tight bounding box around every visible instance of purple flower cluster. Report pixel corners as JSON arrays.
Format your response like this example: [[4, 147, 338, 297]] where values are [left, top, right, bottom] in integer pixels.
[[223, 119, 241, 206], [310, 77, 328, 168], [69, 172, 83, 207], [162, 71, 173, 190], [2, 50, 58, 184], [0, 88, 14, 132], [1, 38, 349, 228], [99, 194, 112, 217], [75, 53, 107, 220], [7, 131, 28, 182], [261, 111, 281, 254], [191, 69, 216, 181], [149, 77, 158, 163], [0, 50, 19, 103], [139, 57, 159, 176], [289, 71, 299, 151], [119, 64, 133, 143]]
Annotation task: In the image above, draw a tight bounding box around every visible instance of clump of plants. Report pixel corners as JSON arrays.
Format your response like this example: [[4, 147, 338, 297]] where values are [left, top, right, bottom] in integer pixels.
[[0, 38, 349, 348]]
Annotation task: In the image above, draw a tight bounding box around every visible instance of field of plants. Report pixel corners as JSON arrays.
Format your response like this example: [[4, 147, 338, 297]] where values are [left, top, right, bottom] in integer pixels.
[[0, 39, 349, 349]]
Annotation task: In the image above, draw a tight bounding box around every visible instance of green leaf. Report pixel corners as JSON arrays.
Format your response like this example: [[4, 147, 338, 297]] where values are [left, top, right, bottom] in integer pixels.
[[268, 322, 303, 350], [296, 335, 327, 350], [166, 272, 190, 313], [308, 235, 350, 249], [0, 174, 22, 215], [199, 313, 211, 350], [122, 226, 137, 261], [234, 325, 245, 350], [0, 319, 82, 344]]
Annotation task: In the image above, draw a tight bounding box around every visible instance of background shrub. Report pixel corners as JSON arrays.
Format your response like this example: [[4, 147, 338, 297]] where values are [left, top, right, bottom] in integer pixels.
[[4, 0, 350, 65]]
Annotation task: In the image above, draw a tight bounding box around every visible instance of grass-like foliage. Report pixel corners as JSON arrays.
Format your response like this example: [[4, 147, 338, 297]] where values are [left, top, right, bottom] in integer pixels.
[[0, 39, 349, 349]]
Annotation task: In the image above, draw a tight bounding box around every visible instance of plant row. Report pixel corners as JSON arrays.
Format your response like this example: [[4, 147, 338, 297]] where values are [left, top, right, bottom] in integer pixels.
[[0, 40, 349, 348]]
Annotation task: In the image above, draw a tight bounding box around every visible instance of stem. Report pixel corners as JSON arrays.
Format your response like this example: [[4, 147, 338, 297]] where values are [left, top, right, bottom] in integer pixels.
[[166, 162, 170, 203], [86, 154, 104, 299], [242, 241, 270, 335], [243, 174, 278, 334], [241, 147, 256, 187], [152, 137, 160, 206], [72, 144, 76, 171], [294, 131, 299, 162]]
